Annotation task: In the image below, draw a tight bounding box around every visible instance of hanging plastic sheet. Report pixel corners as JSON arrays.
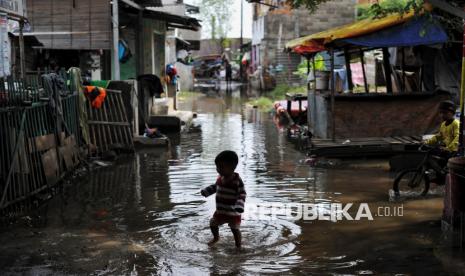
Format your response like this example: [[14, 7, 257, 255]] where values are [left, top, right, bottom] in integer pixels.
[[341, 17, 447, 48], [286, 11, 416, 52]]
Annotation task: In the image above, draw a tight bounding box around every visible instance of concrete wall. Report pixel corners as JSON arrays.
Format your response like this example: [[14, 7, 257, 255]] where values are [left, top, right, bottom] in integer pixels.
[[143, 18, 166, 77], [252, 17, 265, 46], [119, 18, 166, 80], [175, 62, 194, 91], [311, 93, 450, 139], [120, 27, 137, 80], [192, 38, 251, 57]]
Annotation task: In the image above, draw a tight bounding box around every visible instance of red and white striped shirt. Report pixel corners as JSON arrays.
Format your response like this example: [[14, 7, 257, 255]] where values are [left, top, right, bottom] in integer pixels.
[[201, 173, 246, 219]]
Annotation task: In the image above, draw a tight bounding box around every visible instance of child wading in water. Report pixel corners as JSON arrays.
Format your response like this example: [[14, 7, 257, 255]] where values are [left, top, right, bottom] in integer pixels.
[[201, 151, 246, 249]]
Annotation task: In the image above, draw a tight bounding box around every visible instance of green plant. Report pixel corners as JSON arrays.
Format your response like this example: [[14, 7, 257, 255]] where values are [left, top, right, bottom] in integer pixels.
[[177, 91, 200, 100], [287, 0, 426, 16], [247, 84, 307, 110], [249, 97, 274, 110], [285, 0, 331, 14], [357, 0, 423, 20], [293, 54, 326, 78]]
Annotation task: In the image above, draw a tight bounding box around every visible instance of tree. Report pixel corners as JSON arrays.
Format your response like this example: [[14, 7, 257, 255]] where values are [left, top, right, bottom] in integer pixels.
[[285, 0, 424, 15], [198, 0, 234, 40], [286, 0, 464, 37], [284, 0, 331, 13], [287, 0, 465, 17]]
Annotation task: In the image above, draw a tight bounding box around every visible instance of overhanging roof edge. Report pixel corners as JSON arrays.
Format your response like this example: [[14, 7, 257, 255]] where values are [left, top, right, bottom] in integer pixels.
[[142, 9, 201, 30]]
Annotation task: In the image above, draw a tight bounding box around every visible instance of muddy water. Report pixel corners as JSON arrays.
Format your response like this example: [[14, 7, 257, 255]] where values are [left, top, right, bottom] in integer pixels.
[[0, 88, 463, 275]]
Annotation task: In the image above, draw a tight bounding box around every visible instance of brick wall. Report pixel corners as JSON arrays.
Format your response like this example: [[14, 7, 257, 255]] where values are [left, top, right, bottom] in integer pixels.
[[264, 1, 356, 41], [259, 0, 357, 85]]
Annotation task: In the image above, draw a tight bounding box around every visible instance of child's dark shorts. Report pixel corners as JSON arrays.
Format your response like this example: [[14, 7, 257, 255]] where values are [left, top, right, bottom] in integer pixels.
[[210, 213, 241, 230]]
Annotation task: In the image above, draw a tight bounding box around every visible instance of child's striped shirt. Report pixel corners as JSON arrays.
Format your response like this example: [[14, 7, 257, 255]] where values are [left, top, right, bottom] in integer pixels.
[[201, 173, 246, 218]]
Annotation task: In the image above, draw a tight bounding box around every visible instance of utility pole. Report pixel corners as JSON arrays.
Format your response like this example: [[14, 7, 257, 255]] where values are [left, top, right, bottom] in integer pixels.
[[112, 0, 120, 80], [240, 0, 244, 82]]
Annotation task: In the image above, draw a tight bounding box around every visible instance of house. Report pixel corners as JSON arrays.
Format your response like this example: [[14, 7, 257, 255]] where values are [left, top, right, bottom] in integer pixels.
[[24, 0, 200, 81], [149, 0, 202, 91], [248, 0, 357, 86], [285, 9, 457, 140], [192, 38, 251, 58], [150, 0, 201, 53], [0, 0, 31, 78]]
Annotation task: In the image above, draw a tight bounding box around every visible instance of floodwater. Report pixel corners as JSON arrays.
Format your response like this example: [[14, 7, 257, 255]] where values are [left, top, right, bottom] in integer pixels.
[[1, 84, 465, 275]]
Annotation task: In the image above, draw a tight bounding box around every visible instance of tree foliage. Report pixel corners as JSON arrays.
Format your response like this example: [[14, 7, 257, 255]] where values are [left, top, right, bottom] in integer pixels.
[[198, 0, 234, 39], [286, 0, 465, 42], [358, 0, 423, 19], [286, 0, 425, 15], [287, 0, 465, 18], [285, 0, 330, 13]]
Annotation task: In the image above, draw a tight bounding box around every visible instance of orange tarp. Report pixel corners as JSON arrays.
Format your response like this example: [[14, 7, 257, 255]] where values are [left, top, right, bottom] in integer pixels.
[[286, 11, 416, 53]]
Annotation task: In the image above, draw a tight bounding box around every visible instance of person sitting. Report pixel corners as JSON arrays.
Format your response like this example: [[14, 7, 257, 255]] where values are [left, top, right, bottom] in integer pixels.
[[425, 100, 459, 183], [426, 100, 459, 156]]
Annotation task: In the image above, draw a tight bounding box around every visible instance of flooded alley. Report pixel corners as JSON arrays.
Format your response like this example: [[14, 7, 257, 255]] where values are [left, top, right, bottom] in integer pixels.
[[0, 87, 463, 275]]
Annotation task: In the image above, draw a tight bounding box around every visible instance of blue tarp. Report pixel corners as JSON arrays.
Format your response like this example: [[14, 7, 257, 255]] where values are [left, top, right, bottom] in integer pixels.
[[341, 17, 448, 48]]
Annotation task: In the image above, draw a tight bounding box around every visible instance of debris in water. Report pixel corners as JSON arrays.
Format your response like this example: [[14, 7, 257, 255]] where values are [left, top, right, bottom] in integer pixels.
[[93, 160, 112, 167]]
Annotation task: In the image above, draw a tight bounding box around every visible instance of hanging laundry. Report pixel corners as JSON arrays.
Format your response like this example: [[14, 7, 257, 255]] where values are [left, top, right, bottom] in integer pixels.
[[83, 86, 107, 109]]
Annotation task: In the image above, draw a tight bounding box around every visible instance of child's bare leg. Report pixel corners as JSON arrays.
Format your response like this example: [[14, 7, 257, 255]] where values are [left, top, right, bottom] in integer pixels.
[[208, 225, 219, 246], [231, 228, 241, 249]]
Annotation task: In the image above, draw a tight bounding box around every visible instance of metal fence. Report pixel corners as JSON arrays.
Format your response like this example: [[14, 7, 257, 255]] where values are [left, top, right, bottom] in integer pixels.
[[0, 75, 44, 107], [0, 76, 82, 214]]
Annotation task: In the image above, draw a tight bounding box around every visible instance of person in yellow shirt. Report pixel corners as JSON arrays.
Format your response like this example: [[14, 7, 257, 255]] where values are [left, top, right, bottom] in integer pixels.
[[424, 100, 459, 184], [426, 100, 460, 154]]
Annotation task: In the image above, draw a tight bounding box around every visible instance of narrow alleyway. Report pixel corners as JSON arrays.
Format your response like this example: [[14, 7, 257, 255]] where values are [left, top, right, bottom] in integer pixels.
[[0, 86, 463, 275]]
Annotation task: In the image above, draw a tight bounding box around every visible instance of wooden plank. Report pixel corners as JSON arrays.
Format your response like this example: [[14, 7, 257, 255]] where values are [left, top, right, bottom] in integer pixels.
[[27, 0, 111, 50], [401, 136, 415, 144], [391, 136, 409, 144], [409, 136, 423, 142], [41, 148, 59, 186], [384, 137, 403, 144], [309, 134, 424, 158], [28, 134, 56, 153], [107, 91, 124, 146], [396, 136, 414, 144]]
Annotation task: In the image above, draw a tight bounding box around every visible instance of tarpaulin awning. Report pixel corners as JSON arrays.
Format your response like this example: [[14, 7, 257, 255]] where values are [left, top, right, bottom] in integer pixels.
[[286, 11, 416, 53], [293, 44, 325, 55], [341, 17, 447, 48]]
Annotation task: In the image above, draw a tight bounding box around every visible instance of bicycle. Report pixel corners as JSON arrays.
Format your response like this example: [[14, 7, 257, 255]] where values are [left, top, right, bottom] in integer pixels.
[[392, 145, 448, 197]]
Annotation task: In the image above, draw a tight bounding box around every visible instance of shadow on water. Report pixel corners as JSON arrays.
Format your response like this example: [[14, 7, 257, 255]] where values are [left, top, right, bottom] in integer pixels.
[[1, 83, 465, 274]]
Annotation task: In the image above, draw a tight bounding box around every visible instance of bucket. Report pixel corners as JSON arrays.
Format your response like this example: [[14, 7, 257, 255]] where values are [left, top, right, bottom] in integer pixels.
[[448, 157, 465, 212], [315, 71, 330, 90]]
